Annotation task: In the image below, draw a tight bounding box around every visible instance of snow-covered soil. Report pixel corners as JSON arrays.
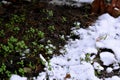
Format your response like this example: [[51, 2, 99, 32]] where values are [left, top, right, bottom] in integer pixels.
[[10, 13, 120, 80]]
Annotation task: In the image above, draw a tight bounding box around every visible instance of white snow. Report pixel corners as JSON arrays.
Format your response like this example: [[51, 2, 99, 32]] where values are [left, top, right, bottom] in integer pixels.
[[10, 74, 27, 80], [93, 62, 104, 71], [69, 0, 94, 3], [10, 0, 120, 80], [106, 67, 113, 73], [100, 52, 117, 66], [105, 76, 120, 80], [50, 0, 94, 7], [68, 63, 99, 80]]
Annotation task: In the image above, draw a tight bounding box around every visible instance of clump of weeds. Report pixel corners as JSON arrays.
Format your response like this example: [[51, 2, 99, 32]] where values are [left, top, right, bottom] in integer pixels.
[[0, 11, 56, 79]]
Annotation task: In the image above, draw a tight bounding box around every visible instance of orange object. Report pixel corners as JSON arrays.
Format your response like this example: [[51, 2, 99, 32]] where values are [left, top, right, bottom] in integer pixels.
[[91, 0, 120, 17]]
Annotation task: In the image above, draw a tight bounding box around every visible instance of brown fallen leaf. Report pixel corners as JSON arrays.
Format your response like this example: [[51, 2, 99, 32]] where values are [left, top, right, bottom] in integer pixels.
[[64, 73, 71, 80]]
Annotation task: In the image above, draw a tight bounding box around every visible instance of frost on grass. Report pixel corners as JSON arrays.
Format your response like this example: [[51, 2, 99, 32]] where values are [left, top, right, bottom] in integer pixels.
[[10, 13, 120, 80]]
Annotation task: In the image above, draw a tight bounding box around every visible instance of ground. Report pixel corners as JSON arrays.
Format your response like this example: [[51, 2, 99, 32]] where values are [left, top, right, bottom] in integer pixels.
[[0, 1, 99, 79]]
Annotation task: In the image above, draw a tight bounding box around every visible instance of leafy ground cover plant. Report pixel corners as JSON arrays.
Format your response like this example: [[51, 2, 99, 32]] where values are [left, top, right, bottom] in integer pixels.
[[0, 1, 97, 79]]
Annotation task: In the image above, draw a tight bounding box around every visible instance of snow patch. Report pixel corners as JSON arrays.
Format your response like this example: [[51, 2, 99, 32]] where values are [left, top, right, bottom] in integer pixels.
[[50, 0, 94, 7], [10, 75, 27, 80], [100, 52, 117, 66]]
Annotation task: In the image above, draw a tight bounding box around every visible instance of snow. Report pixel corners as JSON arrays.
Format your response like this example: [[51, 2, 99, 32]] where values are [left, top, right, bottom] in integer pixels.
[[93, 62, 104, 71], [100, 52, 117, 66], [68, 63, 99, 80], [10, 1, 120, 80], [50, 0, 94, 7], [105, 76, 120, 80], [106, 67, 113, 73], [10, 74, 27, 80]]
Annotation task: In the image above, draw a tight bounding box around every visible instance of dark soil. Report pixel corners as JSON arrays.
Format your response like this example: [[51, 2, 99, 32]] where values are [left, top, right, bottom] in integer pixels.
[[0, 1, 98, 79]]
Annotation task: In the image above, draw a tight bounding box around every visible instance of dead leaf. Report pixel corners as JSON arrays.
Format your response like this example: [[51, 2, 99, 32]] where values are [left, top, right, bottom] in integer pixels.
[[64, 73, 71, 80]]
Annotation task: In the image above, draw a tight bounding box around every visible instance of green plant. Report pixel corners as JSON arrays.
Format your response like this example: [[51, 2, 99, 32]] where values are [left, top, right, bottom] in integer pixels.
[[32, 41, 37, 46], [18, 68, 25, 76], [0, 30, 5, 37], [45, 42, 56, 55], [8, 36, 18, 43], [48, 60, 52, 71], [85, 53, 91, 62], [80, 53, 91, 63], [4, 14, 25, 33], [0, 63, 6, 74], [17, 60, 25, 76], [0, 63, 12, 77], [0, 36, 28, 57], [16, 41, 28, 49], [42, 9, 53, 20], [37, 31, 45, 39], [47, 10, 53, 17], [0, 36, 18, 56], [40, 59, 46, 66], [1, 44, 10, 53], [28, 62, 35, 69], [7, 42, 14, 51], [11, 14, 25, 23], [95, 70, 102, 76], [13, 27, 20, 32], [62, 16, 67, 22], [25, 27, 36, 39], [7, 36, 18, 52], [60, 35, 65, 40], [5, 70, 11, 77], [5, 23, 15, 31], [48, 25, 55, 32], [38, 44, 44, 51], [17, 60, 24, 67], [74, 21, 81, 28], [28, 27, 36, 33]]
